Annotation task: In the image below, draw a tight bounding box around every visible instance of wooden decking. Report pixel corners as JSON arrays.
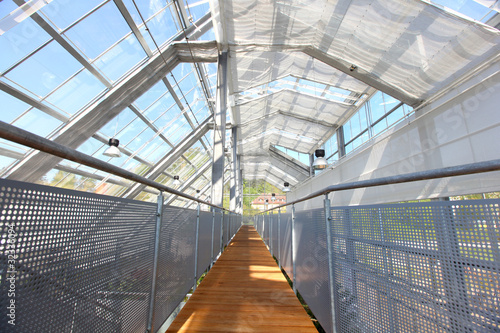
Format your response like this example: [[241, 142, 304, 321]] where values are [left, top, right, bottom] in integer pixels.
[[165, 225, 318, 332]]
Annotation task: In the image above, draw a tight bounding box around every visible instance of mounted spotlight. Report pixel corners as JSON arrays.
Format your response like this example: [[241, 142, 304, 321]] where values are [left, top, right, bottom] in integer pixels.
[[103, 138, 121, 158], [173, 175, 181, 186], [283, 182, 291, 192], [350, 64, 357, 72], [312, 149, 328, 170], [271, 193, 276, 201]]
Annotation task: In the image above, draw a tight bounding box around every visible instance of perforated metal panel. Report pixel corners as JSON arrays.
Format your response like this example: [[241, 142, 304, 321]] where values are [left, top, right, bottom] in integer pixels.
[[0, 179, 157, 333], [271, 214, 279, 259], [330, 200, 500, 333], [197, 211, 213, 278], [152, 206, 197, 331], [294, 208, 332, 333], [280, 212, 293, 279], [213, 211, 222, 261]]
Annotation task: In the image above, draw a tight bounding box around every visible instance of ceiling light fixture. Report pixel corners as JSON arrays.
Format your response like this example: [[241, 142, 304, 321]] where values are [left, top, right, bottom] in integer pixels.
[[312, 149, 328, 170], [173, 175, 181, 186], [283, 182, 291, 192], [103, 138, 121, 158], [271, 193, 276, 201]]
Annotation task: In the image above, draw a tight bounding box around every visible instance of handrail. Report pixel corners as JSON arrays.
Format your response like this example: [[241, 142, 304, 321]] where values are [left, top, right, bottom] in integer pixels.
[[260, 159, 500, 213], [0, 120, 233, 212]]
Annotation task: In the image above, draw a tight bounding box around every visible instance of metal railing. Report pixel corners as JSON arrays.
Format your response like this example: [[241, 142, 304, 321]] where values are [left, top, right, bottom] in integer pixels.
[[255, 160, 500, 333], [0, 178, 242, 333], [0, 120, 243, 333], [0, 120, 233, 212]]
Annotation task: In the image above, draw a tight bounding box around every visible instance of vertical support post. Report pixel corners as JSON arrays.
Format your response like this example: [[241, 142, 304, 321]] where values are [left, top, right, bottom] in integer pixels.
[[193, 203, 201, 292], [211, 209, 215, 268], [146, 193, 163, 333], [211, 51, 228, 208], [337, 126, 346, 158], [291, 203, 297, 295], [230, 127, 238, 212], [309, 154, 315, 177], [278, 208, 281, 270], [434, 198, 471, 331], [324, 194, 339, 333], [269, 212, 273, 256], [220, 211, 224, 253]]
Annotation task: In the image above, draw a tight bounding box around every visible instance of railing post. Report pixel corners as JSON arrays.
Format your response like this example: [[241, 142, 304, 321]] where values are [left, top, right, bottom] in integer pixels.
[[211, 209, 215, 268], [146, 192, 163, 333], [324, 194, 339, 333], [278, 208, 281, 270], [220, 211, 224, 253], [193, 203, 201, 292], [291, 203, 297, 295], [269, 212, 273, 256]]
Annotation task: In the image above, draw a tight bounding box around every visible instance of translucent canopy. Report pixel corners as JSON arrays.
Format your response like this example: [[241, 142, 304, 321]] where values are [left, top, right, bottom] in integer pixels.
[[0, 0, 498, 202]]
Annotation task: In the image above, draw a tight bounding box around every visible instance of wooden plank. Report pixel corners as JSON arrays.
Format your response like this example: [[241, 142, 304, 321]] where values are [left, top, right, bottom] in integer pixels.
[[164, 225, 318, 332]]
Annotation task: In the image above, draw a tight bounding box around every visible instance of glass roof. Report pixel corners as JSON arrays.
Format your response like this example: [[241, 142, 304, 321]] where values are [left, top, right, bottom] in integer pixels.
[[0, 0, 498, 206]]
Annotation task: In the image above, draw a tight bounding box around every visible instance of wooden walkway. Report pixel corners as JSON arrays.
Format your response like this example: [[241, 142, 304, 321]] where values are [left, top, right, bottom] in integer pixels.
[[165, 225, 317, 332]]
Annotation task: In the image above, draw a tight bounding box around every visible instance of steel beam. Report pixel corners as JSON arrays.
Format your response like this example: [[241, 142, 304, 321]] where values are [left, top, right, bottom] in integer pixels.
[[211, 52, 228, 208], [230, 127, 238, 211], [123, 118, 210, 199]]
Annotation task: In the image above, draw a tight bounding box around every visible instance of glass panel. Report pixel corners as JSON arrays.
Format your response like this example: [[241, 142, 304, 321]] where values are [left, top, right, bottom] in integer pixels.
[[141, 136, 171, 164], [429, 0, 494, 22], [140, 5, 179, 48], [369, 91, 385, 121], [122, 0, 173, 23], [39, 0, 104, 31], [0, 139, 29, 155], [6, 40, 82, 97], [144, 93, 177, 123], [123, 126, 155, 152], [76, 137, 105, 157], [12, 108, 62, 137], [93, 33, 147, 82], [197, 27, 215, 41], [100, 108, 137, 138], [324, 132, 337, 158], [45, 69, 106, 115], [0, 89, 30, 123], [0, 156, 16, 174], [164, 118, 192, 145], [185, 0, 210, 22], [0, 17, 51, 73], [133, 81, 167, 110], [0, 0, 18, 14], [63, 1, 131, 60]]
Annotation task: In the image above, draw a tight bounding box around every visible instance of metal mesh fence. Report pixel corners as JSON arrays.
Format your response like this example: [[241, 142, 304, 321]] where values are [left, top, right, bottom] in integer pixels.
[[295, 208, 332, 333], [271, 214, 279, 259], [280, 212, 293, 279], [152, 206, 197, 331], [0, 179, 242, 333], [331, 200, 500, 333], [255, 199, 500, 333], [0, 179, 157, 333], [213, 211, 222, 260], [197, 211, 213, 278]]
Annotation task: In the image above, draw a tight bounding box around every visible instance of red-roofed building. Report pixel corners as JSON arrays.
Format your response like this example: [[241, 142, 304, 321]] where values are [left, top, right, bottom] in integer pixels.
[[251, 193, 287, 211]]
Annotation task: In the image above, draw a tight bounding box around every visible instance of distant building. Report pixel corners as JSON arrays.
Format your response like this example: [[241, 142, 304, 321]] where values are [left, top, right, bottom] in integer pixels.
[[251, 193, 287, 211]]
